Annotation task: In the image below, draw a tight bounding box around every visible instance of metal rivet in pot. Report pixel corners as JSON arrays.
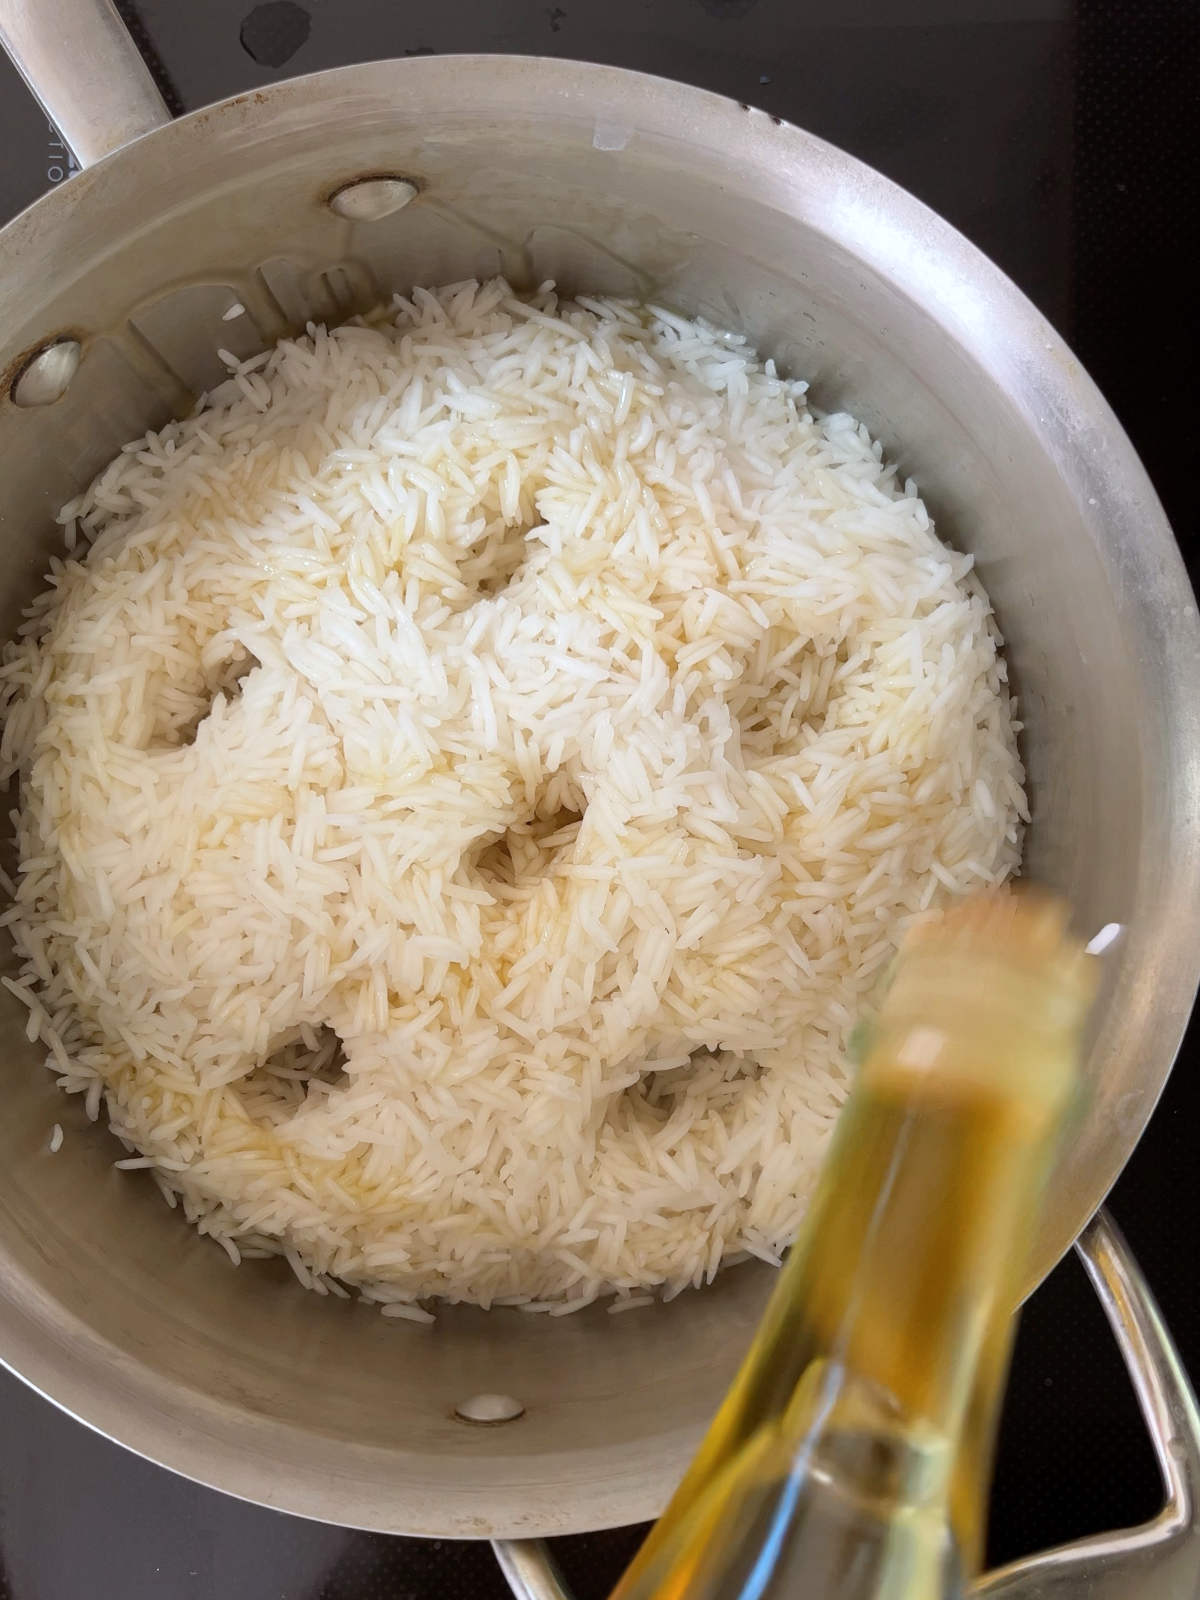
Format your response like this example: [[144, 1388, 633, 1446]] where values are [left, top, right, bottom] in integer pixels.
[[328, 176, 418, 222], [11, 338, 81, 407], [453, 1392, 525, 1424]]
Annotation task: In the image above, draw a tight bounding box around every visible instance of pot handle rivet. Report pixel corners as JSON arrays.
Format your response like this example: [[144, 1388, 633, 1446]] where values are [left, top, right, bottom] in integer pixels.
[[328, 176, 419, 222], [454, 1393, 525, 1424], [11, 339, 82, 407]]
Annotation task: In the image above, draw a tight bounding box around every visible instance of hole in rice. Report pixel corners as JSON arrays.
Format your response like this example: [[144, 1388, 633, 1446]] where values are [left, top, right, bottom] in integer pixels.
[[475, 804, 583, 888], [472, 779, 585, 891], [633, 1050, 762, 1116], [152, 645, 259, 748], [731, 636, 846, 761], [462, 519, 538, 600], [235, 1023, 348, 1125]]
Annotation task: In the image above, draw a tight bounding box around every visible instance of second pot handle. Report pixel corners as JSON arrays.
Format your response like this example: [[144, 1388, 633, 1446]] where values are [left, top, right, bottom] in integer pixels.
[[493, 1210, 1200, 1600], [493, 1540, 574, 1600], [978, 1208, 1200, 1599], [0, 0, 170, 169]]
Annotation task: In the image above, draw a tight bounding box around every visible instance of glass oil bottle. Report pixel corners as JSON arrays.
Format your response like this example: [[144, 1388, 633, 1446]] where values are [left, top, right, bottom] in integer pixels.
[[610, 891, 1097, 1600]]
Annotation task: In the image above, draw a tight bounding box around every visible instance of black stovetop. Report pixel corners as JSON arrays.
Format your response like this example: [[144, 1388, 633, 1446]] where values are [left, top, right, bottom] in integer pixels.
[[0, 3, 1196, 1597]]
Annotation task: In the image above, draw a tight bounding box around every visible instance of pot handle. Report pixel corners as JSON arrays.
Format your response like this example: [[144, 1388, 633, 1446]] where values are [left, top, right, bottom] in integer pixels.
[[492, 1209, 1200, 1600], [0, 0, 170, 169]]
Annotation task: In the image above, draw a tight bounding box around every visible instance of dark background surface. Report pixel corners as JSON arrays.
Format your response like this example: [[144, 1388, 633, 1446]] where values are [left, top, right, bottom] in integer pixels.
[[0, 1, 1196, 1595]]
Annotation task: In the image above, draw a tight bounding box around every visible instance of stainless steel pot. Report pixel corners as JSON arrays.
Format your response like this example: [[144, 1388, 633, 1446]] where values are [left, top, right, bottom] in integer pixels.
[[1, 3, 1199, 1595]]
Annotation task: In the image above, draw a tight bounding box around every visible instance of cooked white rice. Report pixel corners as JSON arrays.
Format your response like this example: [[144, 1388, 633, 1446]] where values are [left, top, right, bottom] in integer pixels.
[[0, 278, 1025, 1313]]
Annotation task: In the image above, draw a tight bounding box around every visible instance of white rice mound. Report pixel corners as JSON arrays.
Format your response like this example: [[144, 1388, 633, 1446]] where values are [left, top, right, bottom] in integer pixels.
[[0, 278, 1025, 1315]]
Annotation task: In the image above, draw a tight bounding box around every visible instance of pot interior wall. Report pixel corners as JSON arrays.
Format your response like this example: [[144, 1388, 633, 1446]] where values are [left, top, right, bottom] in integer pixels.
[[0, 60, 1189, 1536]]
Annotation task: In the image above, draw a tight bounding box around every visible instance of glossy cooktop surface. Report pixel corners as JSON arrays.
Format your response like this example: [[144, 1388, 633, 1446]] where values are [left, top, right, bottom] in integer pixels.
[[0, 3, 1195, 1596]]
